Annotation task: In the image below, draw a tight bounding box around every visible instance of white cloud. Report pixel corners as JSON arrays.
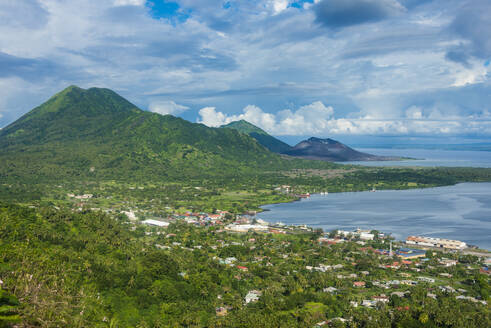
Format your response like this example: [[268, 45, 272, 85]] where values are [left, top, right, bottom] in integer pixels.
[[405, 106, 423, 119], [198, 101, 491, 136], [270, 0, 289, 14], [452, 65, 489, 87], [197, 107, 228, 127], [198, 101, 334, 134], [149, 100, 189, 116], [113, 0, 146, 6]]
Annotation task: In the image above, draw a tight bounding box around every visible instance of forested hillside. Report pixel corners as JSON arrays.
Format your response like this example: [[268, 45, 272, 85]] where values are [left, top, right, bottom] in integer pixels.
[[0, 86, 294, 182], [0, 204, 489, 327]]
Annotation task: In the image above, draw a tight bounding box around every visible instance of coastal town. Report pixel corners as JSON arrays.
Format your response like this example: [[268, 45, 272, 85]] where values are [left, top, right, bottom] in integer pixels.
[[116, 205, 491, 326], [3, 186, 486, 327]]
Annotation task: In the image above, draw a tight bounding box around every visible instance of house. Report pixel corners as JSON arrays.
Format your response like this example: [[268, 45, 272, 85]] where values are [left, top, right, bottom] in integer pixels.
[[362, 300, 377, 307], [323, 287, 338, 293], [372, 295, 389, 303], [245, 290, 261, 304], [237, 265, 249, 272], [456, 295, 487, 305], [439, 286, 456, 293], [219, 257, 237, 265], [439, 259, 458, 267], [417, 276, 435, 283], [401, 280, 418, 286], [353, 281, 366, 288]]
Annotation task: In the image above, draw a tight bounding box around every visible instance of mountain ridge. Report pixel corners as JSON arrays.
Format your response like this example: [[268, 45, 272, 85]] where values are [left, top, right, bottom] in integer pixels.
[[0, 86, 289, 182], [221, 120, 292, 153]]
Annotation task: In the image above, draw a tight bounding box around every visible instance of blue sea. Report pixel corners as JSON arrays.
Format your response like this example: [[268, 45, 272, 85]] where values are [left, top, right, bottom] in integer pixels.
[[258, 182, 491, 250], [342, 148, 491, 168]]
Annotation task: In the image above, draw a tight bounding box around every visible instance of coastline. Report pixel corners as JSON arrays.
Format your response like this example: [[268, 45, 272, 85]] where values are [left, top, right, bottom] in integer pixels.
[[256, 182, 491, 252]]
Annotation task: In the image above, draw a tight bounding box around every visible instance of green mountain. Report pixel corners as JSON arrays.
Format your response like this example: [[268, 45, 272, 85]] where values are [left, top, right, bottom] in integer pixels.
[[221, 120, 292, 153], [0, 86, 285, 182]]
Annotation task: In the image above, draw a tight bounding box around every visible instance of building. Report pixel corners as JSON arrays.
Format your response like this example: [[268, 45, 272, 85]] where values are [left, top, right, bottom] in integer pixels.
[[225, 224, 269, 232], [338, 229, 374, 241], [396, 248, 426, 259], [219, 257, 237, 265], [245, 290, 261, 304], [439, 259, 458, 267], [323, 287, 338, 293], [142, 219, 169, 227], [406, 236, 467, 250], [417, 276, 435, 283], [372, 295, 389, 303], [362, 300, 377, 307]]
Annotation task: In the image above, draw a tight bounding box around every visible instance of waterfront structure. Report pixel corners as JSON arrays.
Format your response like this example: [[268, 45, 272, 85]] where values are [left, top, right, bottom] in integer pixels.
[[338, 229, 374, 241], [406, 236, 467, 250]]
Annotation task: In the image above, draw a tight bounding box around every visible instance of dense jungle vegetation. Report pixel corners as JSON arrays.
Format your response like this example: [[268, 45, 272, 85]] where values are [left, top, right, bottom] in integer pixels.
[[0, 204, 489, 327]]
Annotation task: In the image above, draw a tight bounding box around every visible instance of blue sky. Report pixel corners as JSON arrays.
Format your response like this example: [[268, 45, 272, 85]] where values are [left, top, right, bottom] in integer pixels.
[[0, 0, 490, 142]]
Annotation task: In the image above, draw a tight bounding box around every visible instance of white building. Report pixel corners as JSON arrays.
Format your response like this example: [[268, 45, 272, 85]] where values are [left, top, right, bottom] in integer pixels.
[[323, 287, 338, 293], [337, 229, 374, 240], [225, 224, 269, 232], [406, 236, 467, 250], [245, 290, 261, 304], [417, 276, 435, 283], [142, 219, 169, 227]]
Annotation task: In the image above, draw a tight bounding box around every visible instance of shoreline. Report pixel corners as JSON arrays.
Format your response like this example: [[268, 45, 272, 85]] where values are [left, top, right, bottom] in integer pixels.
[[255, 182, 491, 253]]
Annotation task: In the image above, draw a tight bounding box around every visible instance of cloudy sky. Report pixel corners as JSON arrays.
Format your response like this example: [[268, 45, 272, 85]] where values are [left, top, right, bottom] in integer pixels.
[[1, 0, 490, 143]]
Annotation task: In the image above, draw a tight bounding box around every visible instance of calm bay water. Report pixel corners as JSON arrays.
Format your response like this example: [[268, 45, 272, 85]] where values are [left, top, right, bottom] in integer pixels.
[[343, 148, 491, 168], [258, 183, 491, 250]]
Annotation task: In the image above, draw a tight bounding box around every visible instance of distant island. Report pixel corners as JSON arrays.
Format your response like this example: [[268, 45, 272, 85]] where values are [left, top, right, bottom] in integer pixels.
[[282, 137, 406, 162], [222, 120, 406, 162]]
